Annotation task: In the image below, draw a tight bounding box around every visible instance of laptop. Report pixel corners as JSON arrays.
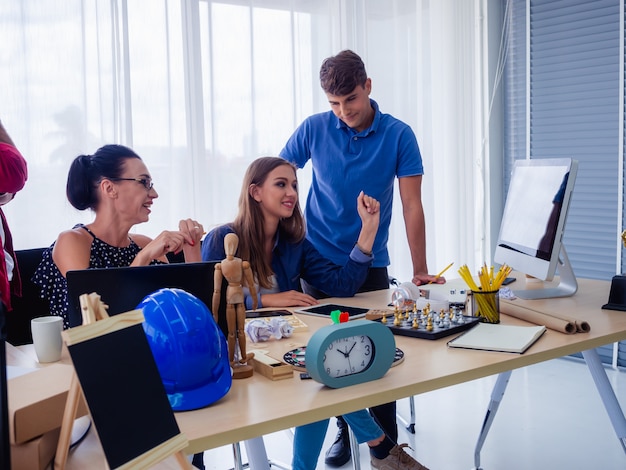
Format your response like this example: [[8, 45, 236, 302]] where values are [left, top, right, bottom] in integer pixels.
[[66, 262, 228, 334]]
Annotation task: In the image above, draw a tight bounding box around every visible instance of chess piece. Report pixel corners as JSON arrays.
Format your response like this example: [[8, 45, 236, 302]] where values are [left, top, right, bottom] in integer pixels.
[[213, 233, 258, 379]]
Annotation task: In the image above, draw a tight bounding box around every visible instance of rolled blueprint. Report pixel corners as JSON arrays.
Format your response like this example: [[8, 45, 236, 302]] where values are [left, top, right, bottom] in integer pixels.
[[499, 300, 590, 334]]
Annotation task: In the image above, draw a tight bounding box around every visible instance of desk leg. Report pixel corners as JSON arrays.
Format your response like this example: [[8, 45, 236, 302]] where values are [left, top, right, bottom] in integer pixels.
[[230, 437, 292, 470], [348, 427, 361, 470], [232, 442, 244, 470], [582, 348, 626, 454], [243, 438, 270, 470], [473, 370, 512, 470], [397, 396, 416, 433]]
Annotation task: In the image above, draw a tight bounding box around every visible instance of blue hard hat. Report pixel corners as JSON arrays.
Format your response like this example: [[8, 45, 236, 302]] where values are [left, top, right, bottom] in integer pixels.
[[138, 288, 232, 411]]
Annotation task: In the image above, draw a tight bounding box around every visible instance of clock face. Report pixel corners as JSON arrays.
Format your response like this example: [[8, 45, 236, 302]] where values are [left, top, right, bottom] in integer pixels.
[[322, 335, 374, 378]]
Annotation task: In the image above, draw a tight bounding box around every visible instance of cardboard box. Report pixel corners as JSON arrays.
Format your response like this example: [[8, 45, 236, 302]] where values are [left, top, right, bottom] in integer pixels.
[[8, 363, 88, 444], [10, 428, 60, 470]]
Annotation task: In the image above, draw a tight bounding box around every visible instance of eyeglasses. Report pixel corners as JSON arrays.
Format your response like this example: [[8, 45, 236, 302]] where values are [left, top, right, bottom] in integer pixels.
[[107, 177, 154, 191]]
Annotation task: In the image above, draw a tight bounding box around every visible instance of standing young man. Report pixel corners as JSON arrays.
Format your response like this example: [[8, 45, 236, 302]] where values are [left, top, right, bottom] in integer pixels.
[[280, 50, 443, 468]]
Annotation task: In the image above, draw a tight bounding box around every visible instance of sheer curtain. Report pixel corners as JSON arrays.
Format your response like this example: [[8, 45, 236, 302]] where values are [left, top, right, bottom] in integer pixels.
[[1, 0, 491, 282]]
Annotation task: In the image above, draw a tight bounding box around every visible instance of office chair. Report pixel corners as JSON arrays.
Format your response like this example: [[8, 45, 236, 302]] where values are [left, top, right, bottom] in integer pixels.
[[5, 248, 49, 346]]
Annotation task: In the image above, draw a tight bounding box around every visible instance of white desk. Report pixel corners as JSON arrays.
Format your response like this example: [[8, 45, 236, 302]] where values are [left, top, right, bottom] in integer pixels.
[[175, 277, 626, 458], [10, 276, 626, 468]]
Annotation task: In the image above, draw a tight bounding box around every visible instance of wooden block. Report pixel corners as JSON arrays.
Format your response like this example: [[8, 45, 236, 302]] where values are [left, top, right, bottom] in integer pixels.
[[249, 350, 293, 381], [365, 309, 394, 321]]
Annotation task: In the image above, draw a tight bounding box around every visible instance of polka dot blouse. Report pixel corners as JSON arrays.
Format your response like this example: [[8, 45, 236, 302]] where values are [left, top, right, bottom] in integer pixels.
[[32, 224, 150, 329]]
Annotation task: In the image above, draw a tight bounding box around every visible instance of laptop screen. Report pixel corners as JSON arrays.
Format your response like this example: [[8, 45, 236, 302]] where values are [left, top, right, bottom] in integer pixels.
[[66, 262, 228, 333]]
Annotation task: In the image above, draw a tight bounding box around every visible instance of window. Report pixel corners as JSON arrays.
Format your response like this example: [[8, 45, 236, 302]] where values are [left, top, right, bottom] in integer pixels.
[[1, 0, 483, 288]]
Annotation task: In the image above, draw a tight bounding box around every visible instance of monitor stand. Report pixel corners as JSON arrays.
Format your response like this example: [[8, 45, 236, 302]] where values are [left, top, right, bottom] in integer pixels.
[[513, 245, 578, 300]]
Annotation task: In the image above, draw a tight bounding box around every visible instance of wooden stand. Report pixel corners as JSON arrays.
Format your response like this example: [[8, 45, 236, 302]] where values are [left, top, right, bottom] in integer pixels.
[[55, 293, 190, 469], [232, 363, 254, 380]]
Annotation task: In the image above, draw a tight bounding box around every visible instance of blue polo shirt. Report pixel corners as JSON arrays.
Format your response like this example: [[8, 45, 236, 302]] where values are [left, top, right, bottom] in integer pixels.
[[280, 99, 423, 267]]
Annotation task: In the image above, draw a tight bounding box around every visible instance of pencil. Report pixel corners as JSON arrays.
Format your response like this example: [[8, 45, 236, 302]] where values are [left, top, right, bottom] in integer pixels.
[[429, 262, 454, 284]]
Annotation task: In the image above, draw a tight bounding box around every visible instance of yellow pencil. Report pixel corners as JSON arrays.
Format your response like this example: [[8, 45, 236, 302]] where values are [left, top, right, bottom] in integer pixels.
[[429, 262, 454, 284]]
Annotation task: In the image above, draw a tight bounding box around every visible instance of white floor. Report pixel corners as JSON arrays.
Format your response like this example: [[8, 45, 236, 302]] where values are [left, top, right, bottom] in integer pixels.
[[199, 356, 626, 470]]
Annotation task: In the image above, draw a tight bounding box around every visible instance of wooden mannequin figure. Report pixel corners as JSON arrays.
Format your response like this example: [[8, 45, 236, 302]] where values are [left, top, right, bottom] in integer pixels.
[[212, 233, 258, 379]]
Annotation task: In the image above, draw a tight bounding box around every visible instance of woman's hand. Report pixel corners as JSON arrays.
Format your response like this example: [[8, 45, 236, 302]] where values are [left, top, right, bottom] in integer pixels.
[[179, 218, 204, 262], [357, 191, 380, 226], [135, 230, 188, 264], [132, 219, 204, 264], [179, 218, 204, 247], [355, 191, 380, 255], [261, 291, 319, 308]]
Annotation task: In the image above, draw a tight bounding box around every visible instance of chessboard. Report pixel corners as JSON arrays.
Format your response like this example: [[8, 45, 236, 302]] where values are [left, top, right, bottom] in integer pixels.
[[371, 306, 480, 340]]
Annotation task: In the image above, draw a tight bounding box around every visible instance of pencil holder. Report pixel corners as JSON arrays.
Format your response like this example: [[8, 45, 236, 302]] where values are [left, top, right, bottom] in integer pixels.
[[471, 290, 500, 323]]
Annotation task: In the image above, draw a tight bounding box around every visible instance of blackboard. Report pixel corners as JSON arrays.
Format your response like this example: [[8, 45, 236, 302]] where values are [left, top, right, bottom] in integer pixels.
[[63, 310, 187, 469]]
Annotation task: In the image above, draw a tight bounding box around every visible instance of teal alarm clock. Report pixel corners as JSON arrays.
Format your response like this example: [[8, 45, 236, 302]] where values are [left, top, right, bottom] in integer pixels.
[[305, 319, 396, 388]]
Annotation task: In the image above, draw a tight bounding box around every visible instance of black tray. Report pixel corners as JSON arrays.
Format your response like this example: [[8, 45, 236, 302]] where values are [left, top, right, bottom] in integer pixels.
[[374, 314, 480, 340]]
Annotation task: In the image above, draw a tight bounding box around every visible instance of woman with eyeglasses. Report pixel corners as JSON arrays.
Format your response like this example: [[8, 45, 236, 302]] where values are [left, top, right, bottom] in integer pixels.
[[33, 144, 203, 329]]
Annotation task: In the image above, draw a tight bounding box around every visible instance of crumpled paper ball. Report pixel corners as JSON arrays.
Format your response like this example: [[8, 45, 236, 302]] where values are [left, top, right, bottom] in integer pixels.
[[245, 317, 293, 342]]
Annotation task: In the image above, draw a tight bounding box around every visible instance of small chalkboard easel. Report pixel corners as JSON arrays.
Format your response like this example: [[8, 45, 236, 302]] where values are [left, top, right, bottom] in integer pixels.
[[55, 293, 190, 469]]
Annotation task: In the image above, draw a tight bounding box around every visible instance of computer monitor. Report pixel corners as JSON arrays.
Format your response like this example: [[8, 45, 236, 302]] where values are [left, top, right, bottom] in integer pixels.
[[494, 157, 578, 300]]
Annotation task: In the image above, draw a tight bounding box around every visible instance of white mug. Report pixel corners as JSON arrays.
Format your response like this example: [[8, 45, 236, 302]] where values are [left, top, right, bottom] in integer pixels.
[[31, 316, 63, 363]]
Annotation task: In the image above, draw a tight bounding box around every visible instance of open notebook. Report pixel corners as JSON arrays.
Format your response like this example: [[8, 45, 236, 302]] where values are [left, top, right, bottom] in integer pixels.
[[447, 323, 547, 354]]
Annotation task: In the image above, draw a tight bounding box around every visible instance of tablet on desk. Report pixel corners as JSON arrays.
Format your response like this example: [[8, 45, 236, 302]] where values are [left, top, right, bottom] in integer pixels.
[[294, 303, 369, 319], [245, 310, 292, 319]]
